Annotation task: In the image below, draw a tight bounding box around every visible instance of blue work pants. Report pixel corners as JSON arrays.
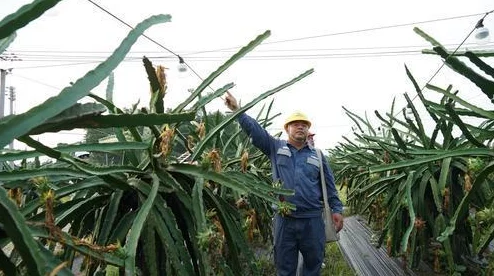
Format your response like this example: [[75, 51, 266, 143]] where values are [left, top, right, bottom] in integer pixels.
[[273, 215, 325, 276]]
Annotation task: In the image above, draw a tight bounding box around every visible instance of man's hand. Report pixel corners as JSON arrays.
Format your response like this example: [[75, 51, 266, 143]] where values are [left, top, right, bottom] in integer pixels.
[[332, 213, 344, 233], [224, 91, 239, 111]]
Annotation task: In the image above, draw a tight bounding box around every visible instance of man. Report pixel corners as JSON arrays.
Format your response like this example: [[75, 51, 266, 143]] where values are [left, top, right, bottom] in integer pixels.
[[297, 131, 315, 275], [307, 132, 315, 147], [224, 91, 343, 276]]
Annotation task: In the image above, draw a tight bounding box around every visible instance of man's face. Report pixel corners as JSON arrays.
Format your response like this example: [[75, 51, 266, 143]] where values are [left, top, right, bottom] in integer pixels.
[[307, 135, 315, 146], [286, 120, 309, 142]]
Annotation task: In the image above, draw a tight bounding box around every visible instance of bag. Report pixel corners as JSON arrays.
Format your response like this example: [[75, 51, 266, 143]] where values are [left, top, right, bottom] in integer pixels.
[[316, 149, 339, 242], [323, 204, 339, 242]]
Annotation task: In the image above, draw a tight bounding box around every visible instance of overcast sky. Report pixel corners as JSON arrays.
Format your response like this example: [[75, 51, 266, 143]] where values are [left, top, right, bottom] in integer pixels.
[[1, 0, 493, 150]]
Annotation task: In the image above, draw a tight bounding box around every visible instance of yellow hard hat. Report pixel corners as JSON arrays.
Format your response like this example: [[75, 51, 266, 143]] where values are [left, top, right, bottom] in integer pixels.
[[284, 111, 311, 130]]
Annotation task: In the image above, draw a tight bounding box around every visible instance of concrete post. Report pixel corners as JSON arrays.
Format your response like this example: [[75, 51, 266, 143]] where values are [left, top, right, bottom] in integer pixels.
[[0, 69, 6, 118]]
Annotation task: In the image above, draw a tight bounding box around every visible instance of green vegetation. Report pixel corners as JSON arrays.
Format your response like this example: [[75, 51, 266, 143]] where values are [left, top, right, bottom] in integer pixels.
[[0, 2, 311, 275], [1, 2, 493, 276], [322, 242, 356, 276], [329, 28, 494, 275]]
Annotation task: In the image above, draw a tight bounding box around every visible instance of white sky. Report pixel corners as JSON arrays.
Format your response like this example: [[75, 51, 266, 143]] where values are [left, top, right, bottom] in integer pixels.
[[1, 0, 493, 150]]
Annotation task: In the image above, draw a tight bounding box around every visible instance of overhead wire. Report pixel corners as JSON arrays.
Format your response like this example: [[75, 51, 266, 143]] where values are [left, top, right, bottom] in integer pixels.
[[262, 13, 487, 45], [7, 42, 494, 58], [3, 5, 494, 142], [170, 13, 489, 56], [7, 42, 493, 54], [85, 0, 176, 56], [3, 6, 493, 71], [10, 61, 102, 69], [11, 73, 61, 90], [82, 1, 491, 138], [6, 5, 491, 79], [85, 0, 211, 93], [394, 9, 494, 117], [5, 50, 427, 62], [5, 43, 494, 69]]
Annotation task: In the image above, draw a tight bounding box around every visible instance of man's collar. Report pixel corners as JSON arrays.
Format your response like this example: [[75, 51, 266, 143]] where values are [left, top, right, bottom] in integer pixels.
[[285, 140, 314, 151]]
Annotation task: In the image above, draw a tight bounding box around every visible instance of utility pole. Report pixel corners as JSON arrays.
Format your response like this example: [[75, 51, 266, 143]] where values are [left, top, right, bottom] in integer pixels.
[[0, 69, 6, 118], [0, 70, 6, 170], [8, 86, 15, 116], [8, 86, 15, 150]]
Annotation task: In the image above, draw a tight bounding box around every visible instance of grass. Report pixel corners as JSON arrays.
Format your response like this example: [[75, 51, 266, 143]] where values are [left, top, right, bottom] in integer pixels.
[[322, 242, 356, 276], [322, 185, 356, 275], [254, 241, 355, 276]]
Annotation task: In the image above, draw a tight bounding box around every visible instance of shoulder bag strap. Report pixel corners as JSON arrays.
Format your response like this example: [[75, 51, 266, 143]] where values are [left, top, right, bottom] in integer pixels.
[[316, 148, 331, 215]]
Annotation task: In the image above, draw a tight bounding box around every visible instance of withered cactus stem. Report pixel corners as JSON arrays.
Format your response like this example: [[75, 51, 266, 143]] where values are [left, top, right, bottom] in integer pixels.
[[464, 173, 472, 192], [159, 126, 175, 158], [7, 188, 22, 207], [383, 151, 391, 164], [245, 209, 258, 242], [208, 149, 222, 173], [196, 121, 206, 140], [156, 65, 167, 93], [443, 188, 450, 211], [43, 190, 63, 241], [241, 150, 249, 173], [187, 135, 195, 149]]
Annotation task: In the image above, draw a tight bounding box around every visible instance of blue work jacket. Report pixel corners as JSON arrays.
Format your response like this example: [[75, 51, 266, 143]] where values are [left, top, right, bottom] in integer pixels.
[[237, 113, 343, 217]]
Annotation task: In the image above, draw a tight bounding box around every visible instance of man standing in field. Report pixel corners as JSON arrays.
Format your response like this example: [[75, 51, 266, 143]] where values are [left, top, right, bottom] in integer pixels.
[[224, 91, 343, 275]]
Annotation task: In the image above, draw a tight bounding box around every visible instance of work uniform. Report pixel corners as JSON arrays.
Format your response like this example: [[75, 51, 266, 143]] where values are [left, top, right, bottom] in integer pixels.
[[236, 113, 343, 276]]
